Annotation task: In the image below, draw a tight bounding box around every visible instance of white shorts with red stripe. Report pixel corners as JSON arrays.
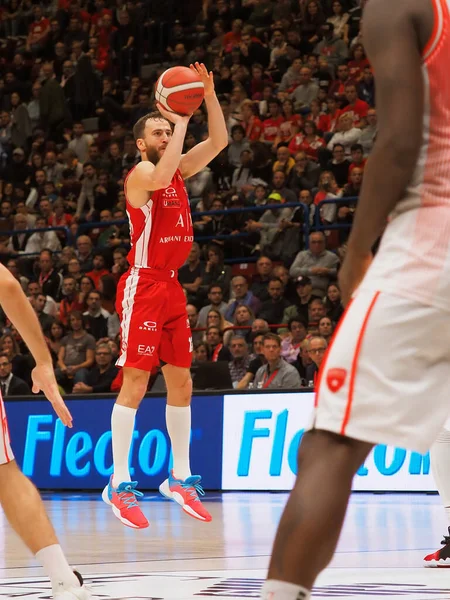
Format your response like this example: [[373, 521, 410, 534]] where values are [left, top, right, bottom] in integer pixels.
[[312, 288, 450, 454], [0, 391, 13, 465]]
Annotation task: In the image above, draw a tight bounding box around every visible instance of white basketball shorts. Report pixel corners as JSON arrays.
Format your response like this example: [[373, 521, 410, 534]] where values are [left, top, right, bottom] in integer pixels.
[[0, 392, 14, 465], [311, 288, 450, 454]]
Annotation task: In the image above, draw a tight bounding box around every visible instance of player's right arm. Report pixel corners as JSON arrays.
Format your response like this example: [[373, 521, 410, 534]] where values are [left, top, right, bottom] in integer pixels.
[[338, 0, 433, 304], [128, 109, 191, 207], [0, 263, 72, 427]]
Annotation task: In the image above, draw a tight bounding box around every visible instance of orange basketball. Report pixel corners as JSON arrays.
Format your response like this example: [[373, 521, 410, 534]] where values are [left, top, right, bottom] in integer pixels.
[[155, 67, 205, 116]]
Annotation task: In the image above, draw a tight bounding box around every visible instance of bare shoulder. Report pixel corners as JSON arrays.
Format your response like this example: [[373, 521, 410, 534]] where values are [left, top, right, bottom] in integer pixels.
[[364, 0, 433, 52], [128, 161, 156, 183], [126, 161, 156, 208]]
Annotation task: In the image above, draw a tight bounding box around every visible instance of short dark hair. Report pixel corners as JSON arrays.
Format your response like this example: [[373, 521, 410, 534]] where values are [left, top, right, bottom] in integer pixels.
[[351, 143, 363, 153], [288, 316, 307, 330], [208, 283, 223, 293], [231, 124, 245, 136], [206, 326, 221, 335], [68, 310, 83, 321], [40, 248, 53, 260], [333, 143, 345, 152], [83, 161, 95, 170], [132, 111, 171, 141], [263, 332, 281, 346], [87, 290, 101, 300], [0, 353, 11, 364], [269, 277, 283, 286]]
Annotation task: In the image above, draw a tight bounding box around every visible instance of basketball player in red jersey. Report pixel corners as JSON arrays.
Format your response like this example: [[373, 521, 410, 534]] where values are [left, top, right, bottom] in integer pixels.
[[102, 63, 228, 529], [261, 0, 450, 597]]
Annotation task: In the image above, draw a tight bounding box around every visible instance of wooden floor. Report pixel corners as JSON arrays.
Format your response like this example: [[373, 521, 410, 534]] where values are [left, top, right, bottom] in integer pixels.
[[1, 492, 449, 599]]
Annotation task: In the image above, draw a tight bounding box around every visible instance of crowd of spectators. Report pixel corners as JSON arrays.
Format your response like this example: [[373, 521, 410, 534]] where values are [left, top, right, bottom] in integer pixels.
[[0, 0, 372, 395]]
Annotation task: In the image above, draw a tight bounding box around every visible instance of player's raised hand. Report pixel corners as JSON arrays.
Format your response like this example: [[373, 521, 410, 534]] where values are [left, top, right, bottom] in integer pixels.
[[190, 62, 214, 96], [156, 102, 192, 126], [32, 363, 73, 428]]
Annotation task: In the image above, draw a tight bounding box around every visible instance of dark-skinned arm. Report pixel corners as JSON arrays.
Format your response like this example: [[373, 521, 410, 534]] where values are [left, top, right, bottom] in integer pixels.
[[346, 0, 428, 256]]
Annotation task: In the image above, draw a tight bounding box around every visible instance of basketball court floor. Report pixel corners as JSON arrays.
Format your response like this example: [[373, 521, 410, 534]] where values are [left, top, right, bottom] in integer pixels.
[[0, 492, 449, 599]]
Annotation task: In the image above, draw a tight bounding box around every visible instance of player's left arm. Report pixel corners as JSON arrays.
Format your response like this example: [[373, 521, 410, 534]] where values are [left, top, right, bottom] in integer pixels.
[[179, 63, 228, 180], [345, 0, 432, 257]]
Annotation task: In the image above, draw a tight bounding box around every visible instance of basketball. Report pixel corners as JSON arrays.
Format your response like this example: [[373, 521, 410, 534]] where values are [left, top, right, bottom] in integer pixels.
[[155, 67, 205, 116]]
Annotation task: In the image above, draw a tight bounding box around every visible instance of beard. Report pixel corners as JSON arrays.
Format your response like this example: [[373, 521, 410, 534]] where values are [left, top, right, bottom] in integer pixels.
[[145, 145, 161, 164]]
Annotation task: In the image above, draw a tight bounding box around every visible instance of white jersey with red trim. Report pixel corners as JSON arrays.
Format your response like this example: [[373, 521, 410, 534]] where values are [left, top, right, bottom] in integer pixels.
[[124, 167, 193, 271], [362, 0, 450, 311]]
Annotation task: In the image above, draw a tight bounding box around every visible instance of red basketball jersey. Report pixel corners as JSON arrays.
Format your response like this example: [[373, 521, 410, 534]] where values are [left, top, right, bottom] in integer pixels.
[[124, 168, 193, 270]]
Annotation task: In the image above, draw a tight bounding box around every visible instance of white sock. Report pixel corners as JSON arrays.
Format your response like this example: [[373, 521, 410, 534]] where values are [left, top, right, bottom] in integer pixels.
[[111, 404, 136, 488], [36, 544, 79, 591], [261, 580, 310, 600], [166, 405, 191, 480], [431, 427, 450, 526]]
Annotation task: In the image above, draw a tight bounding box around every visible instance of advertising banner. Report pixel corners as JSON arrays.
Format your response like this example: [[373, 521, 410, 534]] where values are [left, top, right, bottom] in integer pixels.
[[6, 392, 436, 492], [5, 395, 223, 490], [222, 393, 436, 492]]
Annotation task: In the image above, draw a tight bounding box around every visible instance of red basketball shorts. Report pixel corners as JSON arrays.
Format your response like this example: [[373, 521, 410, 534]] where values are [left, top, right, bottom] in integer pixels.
[[116, 267, 193, 371], [0, 390, 14, 465]]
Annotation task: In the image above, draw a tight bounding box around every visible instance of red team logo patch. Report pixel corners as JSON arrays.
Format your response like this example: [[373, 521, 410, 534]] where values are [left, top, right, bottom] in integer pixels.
[[326, 368, 347, 393]]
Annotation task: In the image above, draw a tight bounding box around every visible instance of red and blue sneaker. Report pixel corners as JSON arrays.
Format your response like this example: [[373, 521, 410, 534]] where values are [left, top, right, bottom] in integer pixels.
[[102, 476, 149, 529], [159, 470, 212, 522], [424, 527, 450, 567]]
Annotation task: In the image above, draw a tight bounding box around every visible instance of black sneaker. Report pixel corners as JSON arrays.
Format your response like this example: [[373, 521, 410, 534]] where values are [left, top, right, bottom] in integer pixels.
[[424, 527, 450, 567]]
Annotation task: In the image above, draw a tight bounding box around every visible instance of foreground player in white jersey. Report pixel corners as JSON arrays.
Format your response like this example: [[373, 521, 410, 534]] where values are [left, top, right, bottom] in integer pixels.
[[261, 0, 450, 597], [0, 262, 91, 599]]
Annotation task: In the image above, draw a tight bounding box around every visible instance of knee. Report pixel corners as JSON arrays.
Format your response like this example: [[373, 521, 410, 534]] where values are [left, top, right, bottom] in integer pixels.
[[172, 374, 192, 406], [164, 367, 192, 406], [119, 369, 150, 407]]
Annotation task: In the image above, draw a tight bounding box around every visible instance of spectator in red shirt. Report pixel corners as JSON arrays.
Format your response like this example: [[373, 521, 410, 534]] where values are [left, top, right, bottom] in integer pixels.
[[348, 143, 367, 179], [86, 252, 110, 289], [348, 43, 370, 81], [68, 0, 91, 28], [223, 19, 243, 51], [97, 12, 117, 51], [241, 100, 264, 141], [275, 99, 302, 147], [323, 96, 342, 133], [260, 98, 284, 144], [26, 5, 50, 55], [340, 84, 369, 125], [288, 121, 326, 161], [328, 64, 356, 105], [59, 276, 84, 326], [250, 64, 272, 100], [307, 99, 330, 133], [49, 198, 73, 242], [88, 37, 109, 73], [90, 1, 113, 35]]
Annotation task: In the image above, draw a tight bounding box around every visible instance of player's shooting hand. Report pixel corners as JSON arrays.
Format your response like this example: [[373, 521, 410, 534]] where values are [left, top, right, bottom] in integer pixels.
[[156, 102, 192, 126], [190, 62, 214, 96], [32, 364, 73, 428], [338, 250, 372, 306]]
